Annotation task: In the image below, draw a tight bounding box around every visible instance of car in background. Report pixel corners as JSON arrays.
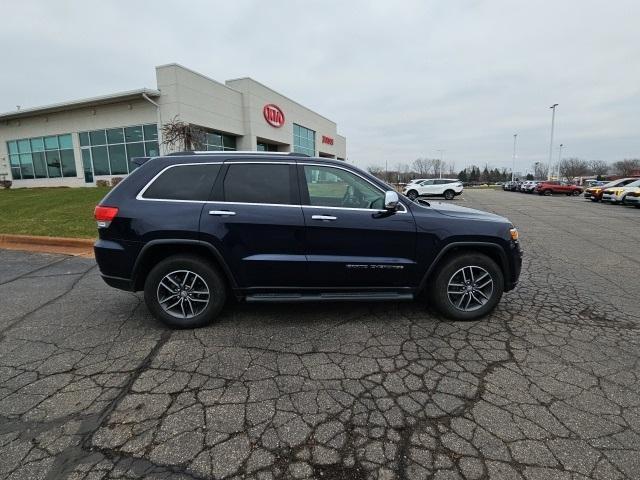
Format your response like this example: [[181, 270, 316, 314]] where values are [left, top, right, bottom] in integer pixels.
[[623, 191, 640, 208], [521, 181, 540, 193], [584, 178, 639, 202], [601, 179, 640, 204], [535, 181, 583, 196], [403, 178, 464, 200], [407, 178, 429, 186], [503, 181, 514, 191]]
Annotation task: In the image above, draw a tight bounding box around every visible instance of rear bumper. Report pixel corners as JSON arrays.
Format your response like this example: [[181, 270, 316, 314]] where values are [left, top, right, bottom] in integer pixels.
[[100, 274, 133, 291], [94, 238, 140, 291]]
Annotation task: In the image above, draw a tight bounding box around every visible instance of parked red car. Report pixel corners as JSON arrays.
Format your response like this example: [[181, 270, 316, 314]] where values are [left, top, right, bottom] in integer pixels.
[[535, 181, 583, 196]]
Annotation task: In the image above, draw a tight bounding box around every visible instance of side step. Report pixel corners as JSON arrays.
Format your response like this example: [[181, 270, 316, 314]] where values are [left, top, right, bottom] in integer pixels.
[[245, 292, 415, 303]]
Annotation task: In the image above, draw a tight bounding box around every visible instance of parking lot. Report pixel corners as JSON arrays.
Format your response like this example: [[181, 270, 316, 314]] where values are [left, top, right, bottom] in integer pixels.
[[1, 188, 639, 480]]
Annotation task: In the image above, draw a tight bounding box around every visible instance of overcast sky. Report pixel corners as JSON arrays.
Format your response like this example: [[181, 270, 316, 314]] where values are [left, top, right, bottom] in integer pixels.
[[2, 0, 639, 172]]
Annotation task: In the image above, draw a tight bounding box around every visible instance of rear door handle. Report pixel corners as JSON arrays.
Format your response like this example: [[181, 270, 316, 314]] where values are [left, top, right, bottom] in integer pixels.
[[311, 215, 337, 221], [209, 210, 236, 216]]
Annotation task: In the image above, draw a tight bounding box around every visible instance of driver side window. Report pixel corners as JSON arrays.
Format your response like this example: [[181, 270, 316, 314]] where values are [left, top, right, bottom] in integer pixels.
[[303, 165, 385, 209]]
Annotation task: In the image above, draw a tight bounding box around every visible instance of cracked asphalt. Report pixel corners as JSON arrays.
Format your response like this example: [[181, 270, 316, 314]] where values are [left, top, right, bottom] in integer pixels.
[[1, 189, 639, 480]]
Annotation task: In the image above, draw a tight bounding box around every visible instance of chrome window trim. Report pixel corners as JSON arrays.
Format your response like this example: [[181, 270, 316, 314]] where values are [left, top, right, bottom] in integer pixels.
[[136, 160, 408, 213]]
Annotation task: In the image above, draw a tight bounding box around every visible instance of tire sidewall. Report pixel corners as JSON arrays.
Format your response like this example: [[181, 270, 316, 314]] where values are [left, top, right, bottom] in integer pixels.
[[429, 253, 504, 321], [407, 190, 418, 200], [444, 190, 454, 200], [144, 255, 226, 328]]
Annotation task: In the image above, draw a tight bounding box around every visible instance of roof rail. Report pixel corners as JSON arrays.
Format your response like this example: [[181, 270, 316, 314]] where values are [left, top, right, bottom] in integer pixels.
[[165, 150, 310, 157]]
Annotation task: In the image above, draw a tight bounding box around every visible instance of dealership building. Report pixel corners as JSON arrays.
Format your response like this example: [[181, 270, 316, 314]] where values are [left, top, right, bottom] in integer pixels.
[[0, 63, 346, 187]]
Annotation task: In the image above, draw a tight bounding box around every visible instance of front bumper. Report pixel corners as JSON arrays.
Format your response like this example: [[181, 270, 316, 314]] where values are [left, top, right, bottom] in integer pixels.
[[602, 193, 622, 202], [505, 240, 523, 292]]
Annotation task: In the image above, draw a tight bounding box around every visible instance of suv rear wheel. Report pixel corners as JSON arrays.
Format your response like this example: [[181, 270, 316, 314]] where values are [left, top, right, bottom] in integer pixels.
[[443, 189, 455, 200], [407, 190, 419, 201], [429, 253, 504, 321], [144, 254, 226, 328]]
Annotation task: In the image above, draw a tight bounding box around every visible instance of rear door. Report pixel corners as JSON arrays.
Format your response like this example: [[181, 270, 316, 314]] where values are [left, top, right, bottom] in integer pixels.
[[299, 163, 418, 288], [199, 160, 306, 288]]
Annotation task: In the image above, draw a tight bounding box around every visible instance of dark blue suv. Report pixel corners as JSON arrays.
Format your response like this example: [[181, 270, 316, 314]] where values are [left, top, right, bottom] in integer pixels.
[[94, 152, 522, 328]]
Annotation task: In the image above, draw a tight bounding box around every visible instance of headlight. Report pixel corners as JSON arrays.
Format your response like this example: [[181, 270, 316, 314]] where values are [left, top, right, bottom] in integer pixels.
[[510, 228, 519, 241]]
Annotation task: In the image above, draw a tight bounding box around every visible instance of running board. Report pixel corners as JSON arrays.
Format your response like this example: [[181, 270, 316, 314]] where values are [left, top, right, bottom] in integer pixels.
[[245, 292, 414, 303]]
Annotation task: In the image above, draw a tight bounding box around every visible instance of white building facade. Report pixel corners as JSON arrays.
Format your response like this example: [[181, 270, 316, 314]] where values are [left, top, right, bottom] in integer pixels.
[[0, 64, 346, 187]]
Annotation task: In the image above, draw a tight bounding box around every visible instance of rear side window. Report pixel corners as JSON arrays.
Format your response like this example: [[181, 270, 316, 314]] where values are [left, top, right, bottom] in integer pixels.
[[142, 164, 220, 200], [223, 163, 294, 204]]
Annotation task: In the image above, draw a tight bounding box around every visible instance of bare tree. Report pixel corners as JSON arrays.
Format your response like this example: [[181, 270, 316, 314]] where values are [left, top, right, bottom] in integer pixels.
[[532, 162, 549, 180], [612, 159, 640, 176], [559, 158, 589, 180], [412, 158, 435, 176], [161, 116, 206, 152], [588, 159, 609, 177]]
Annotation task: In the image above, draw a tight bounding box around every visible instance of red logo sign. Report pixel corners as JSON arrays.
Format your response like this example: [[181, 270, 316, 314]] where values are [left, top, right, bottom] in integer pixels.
[[263, 104, 285, 128], [322, 135, 334, 145]]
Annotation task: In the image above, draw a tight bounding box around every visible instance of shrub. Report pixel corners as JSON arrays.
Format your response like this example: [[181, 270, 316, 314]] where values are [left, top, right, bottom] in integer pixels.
[[96, 180, 109, 187], [110, 177, 124, 187], [0, 180, 12, 189]]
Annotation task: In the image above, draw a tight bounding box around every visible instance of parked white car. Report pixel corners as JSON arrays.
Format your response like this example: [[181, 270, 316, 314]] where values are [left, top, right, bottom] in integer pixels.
[[406, 178, 429, 186], [601, 179, 640, 204], [403, 178, 464, 200]]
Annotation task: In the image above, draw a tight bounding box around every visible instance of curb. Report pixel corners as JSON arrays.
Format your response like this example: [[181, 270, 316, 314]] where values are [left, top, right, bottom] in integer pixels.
[[0, 234, 95, 257]]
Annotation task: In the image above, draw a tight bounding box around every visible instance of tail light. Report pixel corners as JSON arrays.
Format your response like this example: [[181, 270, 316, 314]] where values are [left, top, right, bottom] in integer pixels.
[[94, 205, 119, 228]]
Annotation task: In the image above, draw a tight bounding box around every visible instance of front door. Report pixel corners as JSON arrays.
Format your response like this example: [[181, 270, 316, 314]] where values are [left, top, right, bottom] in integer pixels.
[[199, 161, 306, 288], [300, 164, 417, 288]]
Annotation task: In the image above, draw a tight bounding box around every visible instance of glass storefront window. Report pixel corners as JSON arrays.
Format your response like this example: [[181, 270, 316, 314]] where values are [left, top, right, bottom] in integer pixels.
[[6, 133, 76, 181], [293, 123, 315, 156], [79, 123, 157, 178], [46, 150, 62, 178], [202, 129, 237, 152]]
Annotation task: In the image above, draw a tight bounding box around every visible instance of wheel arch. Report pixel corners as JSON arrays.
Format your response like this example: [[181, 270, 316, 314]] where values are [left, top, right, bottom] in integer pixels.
[[132, 240, 238, 292], [418, 242, 509, 293]]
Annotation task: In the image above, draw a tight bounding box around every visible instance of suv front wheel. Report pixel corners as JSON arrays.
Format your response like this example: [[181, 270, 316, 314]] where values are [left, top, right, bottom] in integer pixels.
[[443, 189, 455, 200], [429, 253, 504, 320], [144, 254, 227, 328]]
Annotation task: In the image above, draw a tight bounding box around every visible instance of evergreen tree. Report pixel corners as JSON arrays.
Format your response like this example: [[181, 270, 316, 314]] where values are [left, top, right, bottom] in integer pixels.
[[458, 169, 468, 182]]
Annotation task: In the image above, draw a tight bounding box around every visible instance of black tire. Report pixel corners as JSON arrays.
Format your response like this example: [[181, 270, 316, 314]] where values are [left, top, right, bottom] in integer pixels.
[[144, 254, 227, 328], [428, 253, 504, 321], [407, 190, 418, 201], [572, 190, 581, 196], [590, 198, 599, 202], [543, 190, 552, 196], [443, 189, 455, 200]]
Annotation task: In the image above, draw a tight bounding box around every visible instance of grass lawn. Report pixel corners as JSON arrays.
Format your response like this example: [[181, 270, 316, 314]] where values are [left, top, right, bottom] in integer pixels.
[[0, 187, 111, 238]]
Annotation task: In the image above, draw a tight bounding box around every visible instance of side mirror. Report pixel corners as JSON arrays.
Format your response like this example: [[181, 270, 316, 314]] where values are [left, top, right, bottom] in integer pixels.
[[384, 190, 400, 210]]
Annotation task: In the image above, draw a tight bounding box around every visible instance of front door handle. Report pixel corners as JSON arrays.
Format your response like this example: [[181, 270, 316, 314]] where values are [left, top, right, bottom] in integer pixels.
[[209, 210, 236, 216], [312, 214, 337, 221]]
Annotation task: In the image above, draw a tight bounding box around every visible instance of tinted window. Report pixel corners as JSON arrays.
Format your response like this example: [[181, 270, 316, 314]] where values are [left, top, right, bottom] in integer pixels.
[[143, 164, 220, 201], [304, 165, 384, 209], [223, 163, 293, 204]]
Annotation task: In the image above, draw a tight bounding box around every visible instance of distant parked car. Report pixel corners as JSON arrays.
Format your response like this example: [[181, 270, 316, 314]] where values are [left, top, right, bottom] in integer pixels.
[[623, 191, 640, 208], [584, 178, 639, 202], [535, 181, 583, 196], [601, 179, 640, 204], [402, 178, 464, 200], [521, 181, 540, 193]]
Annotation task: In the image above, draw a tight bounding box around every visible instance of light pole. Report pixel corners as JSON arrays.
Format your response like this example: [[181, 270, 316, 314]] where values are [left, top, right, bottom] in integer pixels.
[[557, 143, 564, 180], [547, 103, 558, 180], [437, 149, 445, 179], [511, 134, 518, 182]]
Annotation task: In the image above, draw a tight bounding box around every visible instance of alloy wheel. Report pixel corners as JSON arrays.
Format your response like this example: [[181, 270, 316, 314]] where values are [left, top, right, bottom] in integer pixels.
[[157, 270, 210, 319], [446, 265, 494, 312]]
